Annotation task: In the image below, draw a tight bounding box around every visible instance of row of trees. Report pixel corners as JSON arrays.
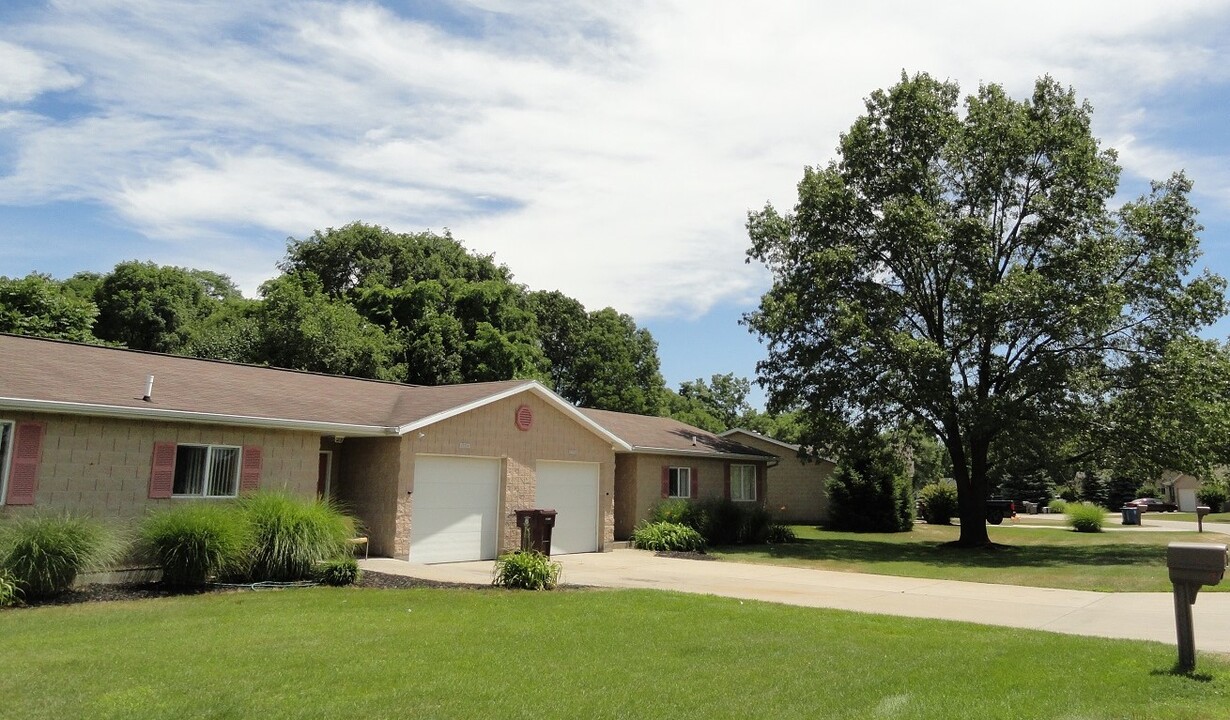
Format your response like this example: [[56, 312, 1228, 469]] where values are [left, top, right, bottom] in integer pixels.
[[0, 223, 791, 433]]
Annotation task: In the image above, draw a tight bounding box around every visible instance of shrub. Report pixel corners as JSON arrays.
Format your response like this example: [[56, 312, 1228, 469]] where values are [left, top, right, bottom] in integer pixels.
[[631, 522, 706, 552], [766, 524, 797, 543], [1058, 486, 1079, 502], [1198, 484, 1228, 513], [1065, 502, 1105, 533], [0, 569, 19, 607], [492, 551, 561, 590], [649, 499, 696, 526], [0, 514, 119, 599], [140, 503, 252, 587], [1047, 499, 1067, 514], [741, 505, 774, 545], [242, 492, 357, 582], [826, 437, 913, 532], [316, 557, 361, 586], [918, 483, 959, 525]]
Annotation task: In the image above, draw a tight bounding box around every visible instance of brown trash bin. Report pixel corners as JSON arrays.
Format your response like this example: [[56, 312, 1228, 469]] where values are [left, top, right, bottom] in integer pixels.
[[515, 509, 558, 557]]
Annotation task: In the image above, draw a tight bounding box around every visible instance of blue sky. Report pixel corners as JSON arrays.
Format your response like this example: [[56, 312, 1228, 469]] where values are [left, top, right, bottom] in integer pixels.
[[3, 1, 1230, 409]]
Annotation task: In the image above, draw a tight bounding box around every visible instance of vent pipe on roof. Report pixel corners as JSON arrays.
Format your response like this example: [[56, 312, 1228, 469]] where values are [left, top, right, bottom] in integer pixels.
[[692, 435, 697, 446], [143, 375, 154, 402]]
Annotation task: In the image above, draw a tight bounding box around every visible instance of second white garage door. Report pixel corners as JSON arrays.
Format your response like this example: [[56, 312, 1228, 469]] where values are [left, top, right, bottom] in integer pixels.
[[535, 461, 600, 554], [410, 455, 501, 564]]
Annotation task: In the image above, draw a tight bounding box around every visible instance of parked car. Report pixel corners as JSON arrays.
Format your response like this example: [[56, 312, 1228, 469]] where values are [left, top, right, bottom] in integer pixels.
[[1125, 498, 1178, 513]]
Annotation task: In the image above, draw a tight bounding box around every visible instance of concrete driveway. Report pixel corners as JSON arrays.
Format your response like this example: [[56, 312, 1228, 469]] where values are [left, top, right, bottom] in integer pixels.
[[363, 547, 1230, 656]]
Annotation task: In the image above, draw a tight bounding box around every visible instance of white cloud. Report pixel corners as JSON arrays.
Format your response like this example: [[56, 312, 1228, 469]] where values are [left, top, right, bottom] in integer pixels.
[[0, 40, 80, 102], [1, 0, 1229, 317]]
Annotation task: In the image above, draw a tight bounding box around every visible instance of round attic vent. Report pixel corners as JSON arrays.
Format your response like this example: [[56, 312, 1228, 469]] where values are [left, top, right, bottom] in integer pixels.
[[515, 404, 533, 431]]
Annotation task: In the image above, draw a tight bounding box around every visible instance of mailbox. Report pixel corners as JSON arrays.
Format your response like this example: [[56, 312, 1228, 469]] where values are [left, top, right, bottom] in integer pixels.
[[1167, 542, 1228, 672], [1167, 543, 1227, 587]]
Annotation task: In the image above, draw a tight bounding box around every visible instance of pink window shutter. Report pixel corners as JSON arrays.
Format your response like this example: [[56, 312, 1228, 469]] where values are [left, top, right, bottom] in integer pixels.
[[661, 466, 670, 498], [149, 441, 177, 499], [6, 422, 45, 506], [240, 446, 262, 494], [690, 467, 699, 499]]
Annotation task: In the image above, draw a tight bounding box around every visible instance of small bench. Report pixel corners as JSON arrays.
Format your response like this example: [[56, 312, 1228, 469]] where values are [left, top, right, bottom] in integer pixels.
[[348, 536, 369, 560]]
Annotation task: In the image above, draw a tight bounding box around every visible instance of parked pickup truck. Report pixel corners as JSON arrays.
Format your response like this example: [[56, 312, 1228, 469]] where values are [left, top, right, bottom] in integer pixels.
[[985, 499, 1016, 525]]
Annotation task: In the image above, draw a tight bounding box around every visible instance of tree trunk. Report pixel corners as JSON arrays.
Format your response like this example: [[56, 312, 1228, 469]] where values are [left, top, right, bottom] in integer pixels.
[[956, 435, 991, 546]]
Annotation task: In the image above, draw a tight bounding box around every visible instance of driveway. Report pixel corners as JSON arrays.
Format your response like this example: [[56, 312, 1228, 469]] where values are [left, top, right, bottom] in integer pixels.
[[363, 547, 1230, 655]]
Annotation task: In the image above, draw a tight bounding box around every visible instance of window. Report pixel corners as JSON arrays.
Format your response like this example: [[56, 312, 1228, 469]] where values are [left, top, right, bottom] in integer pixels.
[[173, 444, 241, 498], [0, 421, 12, 504], [731, 464, 756, 502], [668, 467, 691, 498]]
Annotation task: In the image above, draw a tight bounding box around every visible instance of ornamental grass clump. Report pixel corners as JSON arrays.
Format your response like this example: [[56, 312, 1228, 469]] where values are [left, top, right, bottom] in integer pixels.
[[492, 551, 561, 590], [0, 569, 19, 607], [315, 557, 361, 587], [242, 492, 357, 582], [1047, 499, 1067, 514], [0, 514, 119, 599], [1065, 502, 1105, 533], [631, 522, 706, 552], [140, 503, 252, 587]]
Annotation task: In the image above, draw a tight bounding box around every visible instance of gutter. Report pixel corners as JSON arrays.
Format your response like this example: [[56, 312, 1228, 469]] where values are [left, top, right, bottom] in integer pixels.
[[624, 445, 778, 462]]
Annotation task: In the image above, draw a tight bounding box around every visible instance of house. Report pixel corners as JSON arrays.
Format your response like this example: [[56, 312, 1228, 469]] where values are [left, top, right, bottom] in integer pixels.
[[0, 333, 777, 562], [719, 428, 834, 525], [0, 333, 626, 563], [580, 409, 775, 539]]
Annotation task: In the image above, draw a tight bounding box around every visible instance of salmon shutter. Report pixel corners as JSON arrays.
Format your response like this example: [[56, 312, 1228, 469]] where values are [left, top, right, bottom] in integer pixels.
[[5, 422, 45, 506], [240, 446, 262, 494], [723, 463, 731, 500], [149, 442, 177, 499], [690, 467, 699, 498], [661, 466, 670, 498]]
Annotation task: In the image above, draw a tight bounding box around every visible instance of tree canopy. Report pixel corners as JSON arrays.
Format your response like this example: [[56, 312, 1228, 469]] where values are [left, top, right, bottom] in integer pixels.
[[745, 73, 1225, 545]]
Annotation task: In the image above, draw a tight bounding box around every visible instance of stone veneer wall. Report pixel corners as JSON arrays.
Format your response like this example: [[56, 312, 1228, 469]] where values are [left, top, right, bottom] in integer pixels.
[[0, 411, 319, 520], [334, 436, 403, 557]]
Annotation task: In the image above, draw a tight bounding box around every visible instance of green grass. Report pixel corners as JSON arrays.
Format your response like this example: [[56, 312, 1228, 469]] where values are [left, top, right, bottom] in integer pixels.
[[711, 524, 1230, 592], [2, 587, 1228, 719]]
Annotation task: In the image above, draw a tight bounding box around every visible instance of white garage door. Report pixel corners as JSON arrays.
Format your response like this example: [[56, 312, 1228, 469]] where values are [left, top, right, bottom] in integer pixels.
[[410, 456, 501, 564], [1179, 488, 1198, 512], [535, 461, 600, 555]]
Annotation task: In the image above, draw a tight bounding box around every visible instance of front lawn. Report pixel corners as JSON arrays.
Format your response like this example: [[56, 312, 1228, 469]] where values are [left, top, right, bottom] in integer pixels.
[[2, 587, 1228, 719], [711, 524, 1228, 592]]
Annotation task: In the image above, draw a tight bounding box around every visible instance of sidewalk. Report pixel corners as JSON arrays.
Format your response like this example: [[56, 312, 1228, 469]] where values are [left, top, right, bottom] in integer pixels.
[[363, 547, 1230, 655]]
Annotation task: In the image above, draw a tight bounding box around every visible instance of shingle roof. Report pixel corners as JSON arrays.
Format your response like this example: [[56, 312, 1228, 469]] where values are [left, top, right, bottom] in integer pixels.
[[578, 408, 774, 460], [0, 334, 623, 446]]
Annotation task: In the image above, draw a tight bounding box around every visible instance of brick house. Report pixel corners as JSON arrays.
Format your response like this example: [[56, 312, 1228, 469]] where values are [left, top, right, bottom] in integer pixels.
[[0, 333, 776, 561], [720, 428, 834, 525]]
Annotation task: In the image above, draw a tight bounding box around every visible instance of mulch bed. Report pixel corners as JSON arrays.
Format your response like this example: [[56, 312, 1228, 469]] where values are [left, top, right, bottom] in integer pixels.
[[2, 571, 487, 610]]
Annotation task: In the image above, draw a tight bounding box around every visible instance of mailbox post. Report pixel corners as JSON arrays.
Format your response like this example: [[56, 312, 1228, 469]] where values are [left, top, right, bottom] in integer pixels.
[[1197, 506, 1211, 533], [1166, 542, 1228, 672]]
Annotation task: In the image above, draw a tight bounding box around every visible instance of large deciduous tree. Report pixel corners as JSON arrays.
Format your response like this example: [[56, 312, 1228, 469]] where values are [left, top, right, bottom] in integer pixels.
[[0, 273, 99, 342], [745, 73, 1225, 546]]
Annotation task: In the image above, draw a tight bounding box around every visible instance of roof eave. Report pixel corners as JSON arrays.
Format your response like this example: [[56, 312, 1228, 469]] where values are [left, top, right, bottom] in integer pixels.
[[621, 445, 777, 461], [0, 397, 398, 437]]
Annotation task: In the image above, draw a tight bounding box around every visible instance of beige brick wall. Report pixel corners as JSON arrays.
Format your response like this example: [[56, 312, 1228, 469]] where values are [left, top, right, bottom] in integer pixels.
[[728, 434, 833, 524], [0, 411, 320, 522], [333, 436, 403, 557], [393, 392, 616, 559], [615, 453, 771, 538]]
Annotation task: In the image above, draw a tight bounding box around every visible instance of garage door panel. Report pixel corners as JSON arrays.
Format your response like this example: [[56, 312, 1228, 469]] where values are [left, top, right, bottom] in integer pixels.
[[410, 456, 501, 564], [535, 461, 599, 555]]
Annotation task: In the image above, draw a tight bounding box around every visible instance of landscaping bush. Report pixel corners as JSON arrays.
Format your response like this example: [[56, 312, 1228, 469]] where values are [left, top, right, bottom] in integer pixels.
[[1065, 502, 1105, 533], [242, 492, 357, 582], [0, 514, 119, 599], [0, 569, 19, 607], [918, 483, 959, 525], [1198, 484, 1228, 513], [1058, 486, 1079, 502], [316, 557, 361, 587], [630, 522, 706, 552], [1047, 499, 1067, 514], [140, 503, 252, 587], [741, 505, 774, 545], [649, 499, 696, 526], [766, 524, 797, 544], [492, 551, 561, 590], [650, 498, 778, 546], [826, 438, 913, 533]]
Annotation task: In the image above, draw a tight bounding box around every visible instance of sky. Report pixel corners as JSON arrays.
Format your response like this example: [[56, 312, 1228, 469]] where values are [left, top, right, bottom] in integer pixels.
[[3, 1, 1230, 409]]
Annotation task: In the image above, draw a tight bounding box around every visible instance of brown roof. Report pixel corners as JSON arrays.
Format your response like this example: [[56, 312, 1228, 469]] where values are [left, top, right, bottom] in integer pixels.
[[0, 334, 621, 444], [578, 408, 774, 460]]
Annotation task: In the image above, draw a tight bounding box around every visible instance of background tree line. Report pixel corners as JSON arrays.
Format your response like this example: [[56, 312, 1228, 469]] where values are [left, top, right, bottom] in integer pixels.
[[0, 222, 794, 434]]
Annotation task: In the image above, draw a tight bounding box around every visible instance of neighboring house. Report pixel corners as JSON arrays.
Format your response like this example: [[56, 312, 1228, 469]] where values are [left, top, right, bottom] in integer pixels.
[[720, 428, 834, 525], [1162, 471, 1201, 512], [0, 333, 628, 563], [580, 409, 774, 540]]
